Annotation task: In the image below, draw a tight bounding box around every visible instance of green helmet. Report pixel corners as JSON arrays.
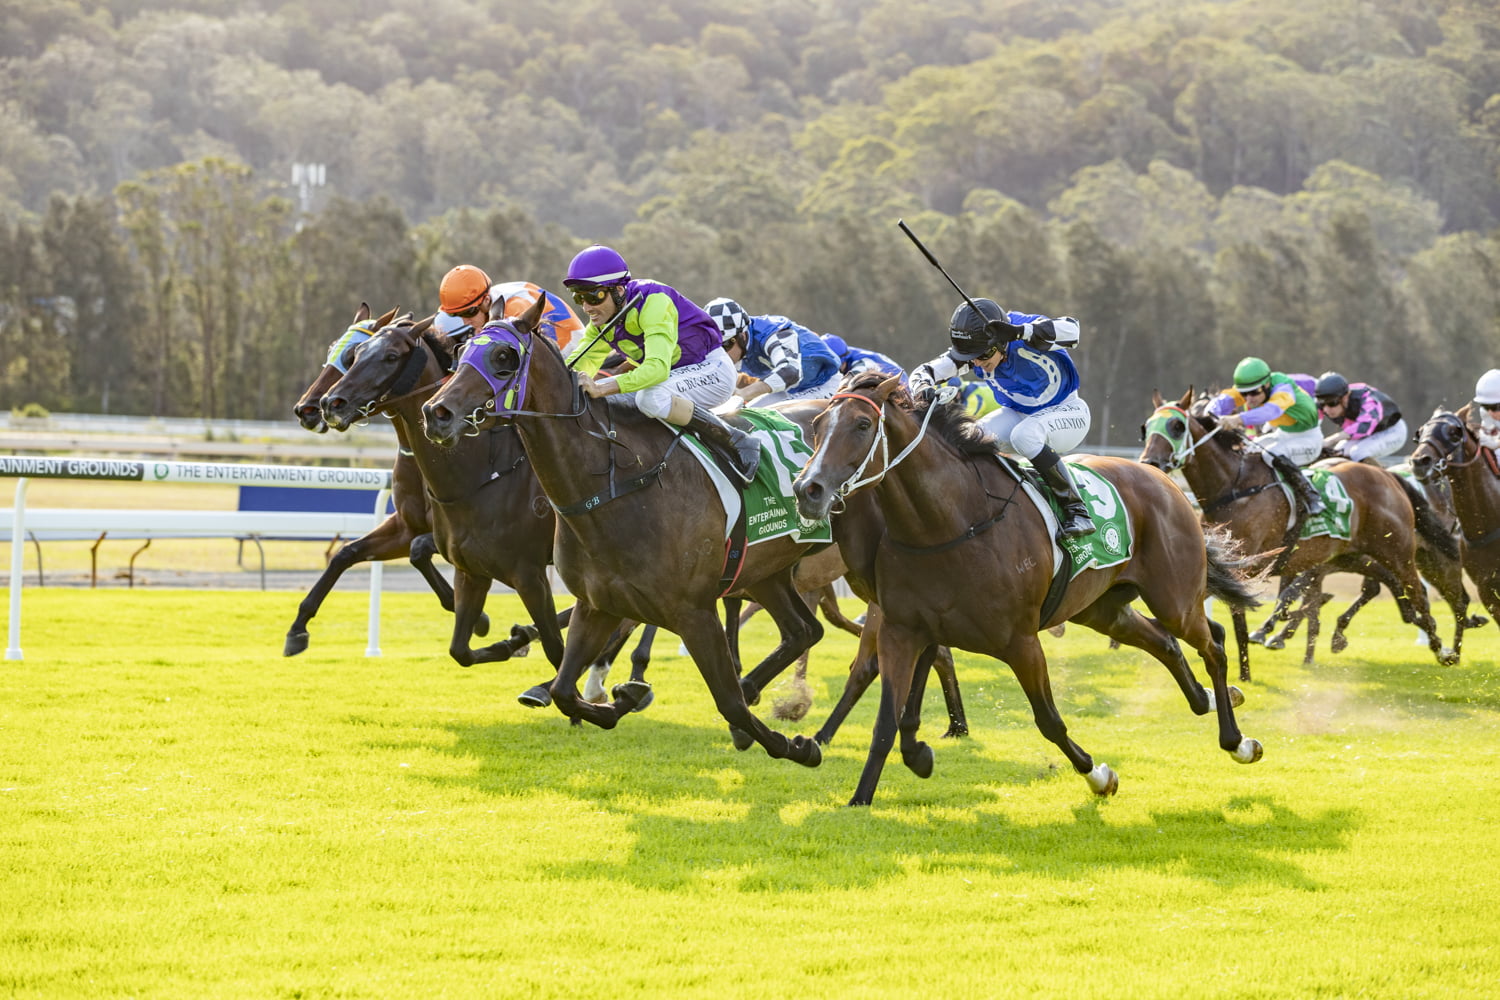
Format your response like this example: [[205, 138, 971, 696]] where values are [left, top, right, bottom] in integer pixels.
[[1233, 356, 1271, 393]]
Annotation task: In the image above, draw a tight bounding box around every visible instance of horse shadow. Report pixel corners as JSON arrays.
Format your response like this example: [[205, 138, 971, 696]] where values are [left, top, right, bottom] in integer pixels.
[[364, 711, 1355, 895]]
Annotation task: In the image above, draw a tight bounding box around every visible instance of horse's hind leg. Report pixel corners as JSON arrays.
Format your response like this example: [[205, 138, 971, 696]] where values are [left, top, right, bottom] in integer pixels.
[[897, 645, 941, 779], [1072, 591, 1218, 716], [1249, 573, 1306, 647], [815, 602, 882, 746], [1004, 632, 1117, 796], [738, 578, 824, 707], [284, 513, 413, 656], [1381, 557, 1456, 666], [1231, 607, 1252, 682], [675, 609, 821, 769], [815, 584, 864, 637], [931, 645, 967, 737]]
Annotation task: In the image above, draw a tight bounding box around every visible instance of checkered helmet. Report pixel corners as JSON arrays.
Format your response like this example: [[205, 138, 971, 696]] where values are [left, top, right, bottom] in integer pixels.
[[706, 297, 750, 346]]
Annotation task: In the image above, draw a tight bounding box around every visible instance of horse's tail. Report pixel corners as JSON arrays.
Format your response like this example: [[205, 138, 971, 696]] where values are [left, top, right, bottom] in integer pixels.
[[1395, 473, 1461, 561], [1203, 523, 1263, 611]]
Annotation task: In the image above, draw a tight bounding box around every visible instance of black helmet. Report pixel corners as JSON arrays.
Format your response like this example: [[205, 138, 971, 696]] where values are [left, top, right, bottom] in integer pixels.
[[948, 297, 1007, 361], [1314, 371, 1349, 406]]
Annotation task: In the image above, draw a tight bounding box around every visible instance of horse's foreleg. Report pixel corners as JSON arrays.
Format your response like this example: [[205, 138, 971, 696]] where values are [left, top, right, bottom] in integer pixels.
[[1331, 576, 1382, 654], [446, 570, 496, 668], [722, 597, 744, 676], [549, 603, 633, 729], [675, 609, 820, 769], [816, 585, 864, 637], [408, 531, 489, 637], [1250, 573, 1306, 647], [814, 603, 882, 746], [848, 621, 928, 806], [284, 513, 413, 656], [1387, 564, 1457, 666], [897, 645, 940, 779]]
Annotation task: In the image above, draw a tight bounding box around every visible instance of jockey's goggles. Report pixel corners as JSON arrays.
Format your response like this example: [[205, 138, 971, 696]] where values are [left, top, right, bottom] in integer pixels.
[[571, 286, 613, 307], [451, 301, 487, 320], [1480, 401, 1500, 413]]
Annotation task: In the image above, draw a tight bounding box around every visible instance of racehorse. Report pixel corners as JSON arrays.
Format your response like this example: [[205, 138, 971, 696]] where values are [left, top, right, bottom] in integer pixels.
[[284, 304, 490, 656], [1411, 406, 1500, 620], [321, 315, 566, 682], [793, 373, 1263, 806], [1139, 389, 1458, 671], [420, 297, 823, 767]]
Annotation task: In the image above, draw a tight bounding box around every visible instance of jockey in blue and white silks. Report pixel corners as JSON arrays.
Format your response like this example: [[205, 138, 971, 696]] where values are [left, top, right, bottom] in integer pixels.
[[908, 298, 1094, 539], [705, 298, 842, 407], [821, 333, 905, 382]]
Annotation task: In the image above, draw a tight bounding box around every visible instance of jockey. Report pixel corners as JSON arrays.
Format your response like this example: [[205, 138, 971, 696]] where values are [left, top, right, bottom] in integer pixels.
[[1209, 357, 1325, 515], [1313, 371, 1407, 464], [1473, 368, 1500, 451], [561, 245, 759, 483], [435, 265, 583, 349], [705, 298, 842, 406], [908, 297, 1095, 539], [821, 333, 905, 380]]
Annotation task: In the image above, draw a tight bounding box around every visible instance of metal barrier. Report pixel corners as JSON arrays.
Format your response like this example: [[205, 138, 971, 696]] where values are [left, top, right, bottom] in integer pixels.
[[2, 456, 392, 661]]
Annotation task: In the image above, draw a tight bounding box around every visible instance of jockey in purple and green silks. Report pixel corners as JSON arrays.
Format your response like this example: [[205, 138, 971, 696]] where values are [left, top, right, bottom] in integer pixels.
[[561, 245, 760, 484], [1208, 356, 1326, 514]]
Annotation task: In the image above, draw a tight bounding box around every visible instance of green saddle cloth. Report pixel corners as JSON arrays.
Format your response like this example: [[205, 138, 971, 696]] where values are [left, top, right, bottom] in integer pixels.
[[1016, 459, 1134, 579], [1298, 468, 1354, 540]]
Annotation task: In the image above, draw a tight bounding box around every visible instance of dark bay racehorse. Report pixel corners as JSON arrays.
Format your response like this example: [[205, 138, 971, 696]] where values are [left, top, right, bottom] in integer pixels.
[[1139, 389, 1459, 671], [421, 299, 825, 767], [1411, 406, 1500, 620], [321, 316, 562, 676], [793, 374, 1264, 806], [284, 304, 489, 655]]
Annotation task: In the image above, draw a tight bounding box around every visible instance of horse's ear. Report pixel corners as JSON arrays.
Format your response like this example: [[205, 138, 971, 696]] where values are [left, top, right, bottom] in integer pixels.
[[374, 306, 399, 329], [488, 296, 507, 323], [354, 303, 371, 324], [872, 374, 903, 403], [411, 315, 435, 336], [515, 292, 547, 334], [1177, 387, 1192, 408], [1151, 388, 1164, 407]]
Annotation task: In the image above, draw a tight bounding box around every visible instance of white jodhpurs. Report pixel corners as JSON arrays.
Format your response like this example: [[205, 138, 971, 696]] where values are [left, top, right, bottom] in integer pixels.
[[751, 370, 841, 408], [1343, 419, 1408, 463], [629, 347, 737, 420], [1254, 425, 1324, 466], [978, 393, 1091, 460]]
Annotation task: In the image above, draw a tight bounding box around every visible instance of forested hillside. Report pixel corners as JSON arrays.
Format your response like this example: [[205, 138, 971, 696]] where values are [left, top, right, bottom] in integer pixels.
[[2, 0, 1497, 446]]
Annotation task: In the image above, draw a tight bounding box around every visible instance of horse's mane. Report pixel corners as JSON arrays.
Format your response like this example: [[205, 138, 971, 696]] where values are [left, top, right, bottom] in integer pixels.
[[1187, 391, 1250, 450], [843, 371, 998, 458], [420, 328, 456, 372]]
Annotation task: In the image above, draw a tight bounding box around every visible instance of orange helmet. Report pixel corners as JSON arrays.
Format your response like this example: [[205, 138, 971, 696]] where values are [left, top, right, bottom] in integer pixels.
[[439, 265, 492, 314]]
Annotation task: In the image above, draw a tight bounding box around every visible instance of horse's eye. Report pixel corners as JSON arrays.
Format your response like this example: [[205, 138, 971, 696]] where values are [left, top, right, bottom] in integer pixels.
[[384, 352, 399, 363], [1168, 418, 1184, 437]]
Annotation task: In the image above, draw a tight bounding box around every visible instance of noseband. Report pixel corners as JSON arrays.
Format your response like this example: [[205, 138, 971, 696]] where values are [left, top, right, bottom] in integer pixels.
[[1142, 404, 1223, 471], [1415, 413, 1479, 478], [825, 388, 945, 499]]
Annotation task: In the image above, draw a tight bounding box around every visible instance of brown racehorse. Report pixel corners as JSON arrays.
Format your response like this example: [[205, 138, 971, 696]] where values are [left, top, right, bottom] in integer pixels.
[[1411, 406, 1500, 620], [793, 373, 1264, 806], [321, 316, 567, 683], [1139, 389, 1458, 671], [285, 304, 493, 656], [420, 298, 824, 767]]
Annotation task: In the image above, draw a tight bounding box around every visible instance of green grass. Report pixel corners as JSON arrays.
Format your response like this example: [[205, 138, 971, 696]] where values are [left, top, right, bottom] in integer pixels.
[[2, 588, 1497, 998]]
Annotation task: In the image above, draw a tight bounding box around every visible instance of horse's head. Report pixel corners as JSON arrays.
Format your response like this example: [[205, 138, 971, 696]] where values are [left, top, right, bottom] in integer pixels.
[[294, 304, 397, 431], [320, 312, 437, 431], [423, 293, 548, 448], [793, 372, 907, 522], [1138, 387, 1197, 471], [1410, 407, 1469, 482]]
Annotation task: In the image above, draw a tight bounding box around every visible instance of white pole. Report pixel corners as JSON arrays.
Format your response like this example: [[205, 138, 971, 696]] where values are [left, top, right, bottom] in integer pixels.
[[365, 487, 389, 657], [6, 477, 29, 660]]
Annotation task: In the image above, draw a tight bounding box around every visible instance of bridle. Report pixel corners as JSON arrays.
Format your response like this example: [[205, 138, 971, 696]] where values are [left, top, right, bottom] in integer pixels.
[[345, 323, 446, 423], [448, 321, 587, 437], [1142, 403, 1224, 472], [1414, 412, 1481, 479], [824, 387, 947, 499]]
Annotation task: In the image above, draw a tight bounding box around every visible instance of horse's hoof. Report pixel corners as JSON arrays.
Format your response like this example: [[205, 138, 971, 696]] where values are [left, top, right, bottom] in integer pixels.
[[283, 631, 309, 657], [739, 677, 761, 707], [903, 742, 935, 779], [516, 685, 552, 709], [1247, 631, 1269, 646], [729, 726, 754, 751], [610, 680, 652, 713], [1265, 638, 1285, 651], [813, 729, 833, 747], [1468, 616, 1489, 629], [1439, 648, 1460, 667], [1330, 633, 1348, 654], [472, 613, 491, 638], [1084, 763, 1118, 796], [790, 735, 822, 768], [1227, 686, 1245, 708], [612, 683, 654, 713], [1233, 737, 1264, 764], [943, 724, 968, 739]]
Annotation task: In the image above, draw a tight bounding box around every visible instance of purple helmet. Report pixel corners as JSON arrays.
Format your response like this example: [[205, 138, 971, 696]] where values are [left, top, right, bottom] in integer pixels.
[[564, 245, 630, 288], [821, 333, 849, 358]]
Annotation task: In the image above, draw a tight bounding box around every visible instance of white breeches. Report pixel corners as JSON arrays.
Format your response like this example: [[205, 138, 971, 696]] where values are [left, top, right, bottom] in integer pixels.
[[1342, 420, 1408, 463], [628, 347, 737, 420], [1254, 425, 1324, 466], [977, 393, 1091, 459]]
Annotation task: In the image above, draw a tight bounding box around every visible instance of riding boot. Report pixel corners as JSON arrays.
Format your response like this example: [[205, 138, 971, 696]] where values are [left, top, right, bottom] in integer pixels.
[[1034, 450, 1095, 540], [680, 403, 761, 484], [1270, 452, 1325, 515]]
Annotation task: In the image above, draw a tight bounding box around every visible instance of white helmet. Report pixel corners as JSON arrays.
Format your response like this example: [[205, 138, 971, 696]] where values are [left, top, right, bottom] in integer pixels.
[[1475, 369, 1500, 406], [705, 297, 750, 346]]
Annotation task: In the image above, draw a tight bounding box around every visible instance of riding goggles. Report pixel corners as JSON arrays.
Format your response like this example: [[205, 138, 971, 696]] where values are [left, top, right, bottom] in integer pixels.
[[571, 286, 613, 307]]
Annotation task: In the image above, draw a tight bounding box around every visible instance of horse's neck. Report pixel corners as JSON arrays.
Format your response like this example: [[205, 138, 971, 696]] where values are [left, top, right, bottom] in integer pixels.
[[1451, 459, 1500, 540], [873, 419, 983, 544], [1182, 432, 1262, 499], [511, 355, 625, 514], [388, 390, 495, 500]]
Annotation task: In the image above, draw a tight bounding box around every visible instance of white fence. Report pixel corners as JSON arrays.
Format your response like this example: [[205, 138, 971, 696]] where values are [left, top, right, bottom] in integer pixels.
[[2, 456, 392, 661]]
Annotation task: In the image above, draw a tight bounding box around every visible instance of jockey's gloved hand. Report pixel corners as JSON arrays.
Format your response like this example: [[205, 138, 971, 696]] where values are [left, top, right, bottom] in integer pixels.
[[910, 364, 939, 403], [1021, 320, 1056, 349], [985, 319, 1023, 344]]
